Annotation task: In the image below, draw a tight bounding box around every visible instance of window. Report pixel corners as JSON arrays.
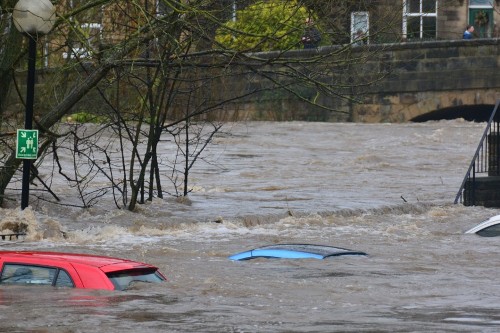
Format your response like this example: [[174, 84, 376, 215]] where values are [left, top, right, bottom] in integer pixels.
[[63, 23, 102, 59], [107, 269, 165, 291], [55, 269, 74, 287], [64, 0, 103, 60], [476, 223, 500, 237], [0, 264, 74, 287], [469, 0, 493, 38], [402, 0, 437, 40], [351, 12, 369, 45]]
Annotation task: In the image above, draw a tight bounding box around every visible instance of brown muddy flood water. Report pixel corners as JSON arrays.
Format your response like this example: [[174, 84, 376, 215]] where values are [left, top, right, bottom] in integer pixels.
[[0, 121, 499, 332]]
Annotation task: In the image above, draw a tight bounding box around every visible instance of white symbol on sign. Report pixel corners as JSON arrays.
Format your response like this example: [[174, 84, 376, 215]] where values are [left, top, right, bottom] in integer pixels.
[[27, 137, 33, 150]]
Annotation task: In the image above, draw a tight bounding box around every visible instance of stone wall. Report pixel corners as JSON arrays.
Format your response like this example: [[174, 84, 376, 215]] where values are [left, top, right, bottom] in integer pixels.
[[8, 39, 500, 124], [349, 39, 500, 122], [209, 38, 500, 123]]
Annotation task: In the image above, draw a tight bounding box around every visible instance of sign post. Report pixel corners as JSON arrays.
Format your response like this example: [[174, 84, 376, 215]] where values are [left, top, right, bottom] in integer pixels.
[[16, 129, 38, 159]]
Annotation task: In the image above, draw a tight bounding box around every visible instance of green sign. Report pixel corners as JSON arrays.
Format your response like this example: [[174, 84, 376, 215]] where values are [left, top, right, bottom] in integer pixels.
[[16, 129, 38, 159]]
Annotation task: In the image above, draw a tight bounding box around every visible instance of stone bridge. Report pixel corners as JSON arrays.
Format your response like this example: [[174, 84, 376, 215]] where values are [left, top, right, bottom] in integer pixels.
[[9, 39, 500, 124], [348, 39, 500, 123], [223, 39, 500, 123]]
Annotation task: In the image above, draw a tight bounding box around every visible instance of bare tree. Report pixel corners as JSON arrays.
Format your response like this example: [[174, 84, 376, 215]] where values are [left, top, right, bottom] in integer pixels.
[[0, 0, 401, 211]]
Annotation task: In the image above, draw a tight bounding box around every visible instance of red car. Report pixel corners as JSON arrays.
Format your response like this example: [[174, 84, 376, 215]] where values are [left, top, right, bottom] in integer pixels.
[[0, 251, 166, 290]]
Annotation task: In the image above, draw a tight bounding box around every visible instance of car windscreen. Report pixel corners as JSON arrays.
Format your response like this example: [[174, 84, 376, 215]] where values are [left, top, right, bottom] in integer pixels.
[[106, 268, 165, 291]]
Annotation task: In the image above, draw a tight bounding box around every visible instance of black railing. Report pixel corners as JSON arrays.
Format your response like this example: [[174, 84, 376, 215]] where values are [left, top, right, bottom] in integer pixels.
[[0, 233, 26, 241], [455, 100, 500, 205]]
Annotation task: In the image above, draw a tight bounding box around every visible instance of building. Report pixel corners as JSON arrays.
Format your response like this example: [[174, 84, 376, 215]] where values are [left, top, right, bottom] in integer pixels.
[[347, 0, 496, 44]]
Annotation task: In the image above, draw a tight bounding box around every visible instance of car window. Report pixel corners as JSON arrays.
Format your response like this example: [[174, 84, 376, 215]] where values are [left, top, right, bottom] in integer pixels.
[[0, 264, 74, 287], [0, 265, 34, 284], [55, 269, 74, 287], [106, 269, 165, 291], [477, 223, 500, 237]]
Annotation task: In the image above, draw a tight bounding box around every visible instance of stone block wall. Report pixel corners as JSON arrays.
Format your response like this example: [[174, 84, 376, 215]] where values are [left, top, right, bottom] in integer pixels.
[[8, 39, 500, 124], [349, 39, 500, 122]]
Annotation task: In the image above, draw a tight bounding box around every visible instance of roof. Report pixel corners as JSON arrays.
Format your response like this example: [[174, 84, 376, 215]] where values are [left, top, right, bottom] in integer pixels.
[[0, 251, 154, 272], [229, 244, 367, 261]]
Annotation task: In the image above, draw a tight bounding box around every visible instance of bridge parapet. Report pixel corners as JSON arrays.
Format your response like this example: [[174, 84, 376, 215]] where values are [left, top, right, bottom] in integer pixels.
[[207, 39, 500, 122], [8, 39, 500, 123]]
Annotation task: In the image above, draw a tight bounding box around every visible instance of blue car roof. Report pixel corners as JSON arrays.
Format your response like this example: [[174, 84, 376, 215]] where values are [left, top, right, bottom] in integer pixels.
[[229, 244, 367, 261]]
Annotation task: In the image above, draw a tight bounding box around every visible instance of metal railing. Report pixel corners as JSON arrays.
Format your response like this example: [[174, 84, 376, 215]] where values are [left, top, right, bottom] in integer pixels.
[[454, 100, 500, 205], [0, 233, 26, 241]]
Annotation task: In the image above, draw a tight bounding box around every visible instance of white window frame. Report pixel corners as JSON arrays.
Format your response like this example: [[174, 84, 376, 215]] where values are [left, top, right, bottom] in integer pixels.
[[402, 0, 438, 39]]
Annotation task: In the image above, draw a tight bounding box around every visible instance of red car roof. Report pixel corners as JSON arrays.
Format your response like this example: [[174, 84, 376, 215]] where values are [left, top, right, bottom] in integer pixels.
[[0, 251, 156, 273]]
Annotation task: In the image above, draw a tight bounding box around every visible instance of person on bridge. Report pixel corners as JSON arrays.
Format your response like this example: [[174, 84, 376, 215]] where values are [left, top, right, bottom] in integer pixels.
[[301, 18, 322, 49], [463, 25, 474, 39]]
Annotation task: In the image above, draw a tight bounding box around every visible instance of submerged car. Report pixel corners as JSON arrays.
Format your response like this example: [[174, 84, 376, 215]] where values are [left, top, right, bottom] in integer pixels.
[[229, 243, 367, 261], [0, 251, 166, 290], [465, 215, 500, 237]]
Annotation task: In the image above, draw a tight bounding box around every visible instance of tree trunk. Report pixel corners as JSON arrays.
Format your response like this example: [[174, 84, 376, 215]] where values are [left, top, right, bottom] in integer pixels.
[[0, 3, 23, 125]]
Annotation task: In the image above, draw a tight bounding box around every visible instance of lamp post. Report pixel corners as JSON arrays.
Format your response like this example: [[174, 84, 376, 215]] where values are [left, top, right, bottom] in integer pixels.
[[12, 0, 56, 209]]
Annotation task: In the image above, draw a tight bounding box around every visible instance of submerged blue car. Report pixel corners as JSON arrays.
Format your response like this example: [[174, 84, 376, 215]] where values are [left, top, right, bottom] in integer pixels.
[[229, 244, 367, 261]]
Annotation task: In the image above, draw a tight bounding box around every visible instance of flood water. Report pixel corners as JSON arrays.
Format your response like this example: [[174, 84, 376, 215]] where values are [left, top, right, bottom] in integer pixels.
[[1, 120, 500, 332]]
